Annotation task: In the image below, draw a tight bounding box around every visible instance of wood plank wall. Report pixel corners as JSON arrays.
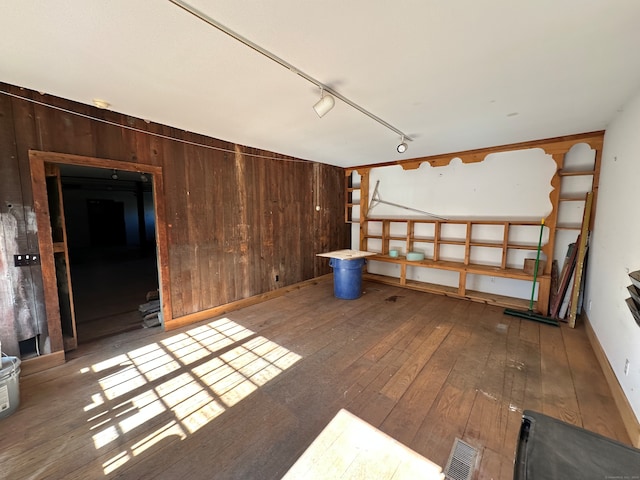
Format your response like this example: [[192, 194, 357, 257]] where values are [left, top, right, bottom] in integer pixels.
[[0, 83, 348, 356]]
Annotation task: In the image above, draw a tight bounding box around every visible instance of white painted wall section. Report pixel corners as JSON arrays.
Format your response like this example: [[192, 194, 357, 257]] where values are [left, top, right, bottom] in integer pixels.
[[367, 149, 555, 219], [585, 86, 640, 421]]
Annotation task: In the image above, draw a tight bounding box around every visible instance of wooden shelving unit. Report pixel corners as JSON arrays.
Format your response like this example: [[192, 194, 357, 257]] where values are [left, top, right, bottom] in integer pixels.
[[346, 131, 604, 315], [360, 218, 551, 313], [344, 171, 360, 224], [555, 169, 595, 231]]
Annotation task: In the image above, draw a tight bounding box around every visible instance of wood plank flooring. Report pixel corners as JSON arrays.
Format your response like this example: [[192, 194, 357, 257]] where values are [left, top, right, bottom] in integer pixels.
[[0, 278, 630, 480]]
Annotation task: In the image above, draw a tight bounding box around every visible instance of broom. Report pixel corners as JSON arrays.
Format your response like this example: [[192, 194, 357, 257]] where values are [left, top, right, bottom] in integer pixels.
[[504, 219, 558, 326]]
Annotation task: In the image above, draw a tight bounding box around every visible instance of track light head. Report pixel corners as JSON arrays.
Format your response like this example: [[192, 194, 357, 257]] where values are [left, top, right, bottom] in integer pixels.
[[397, 136, 408, 154], [313, 89, 335, 117], [111, 169, 119, 180], [140, 173, 149, 182]]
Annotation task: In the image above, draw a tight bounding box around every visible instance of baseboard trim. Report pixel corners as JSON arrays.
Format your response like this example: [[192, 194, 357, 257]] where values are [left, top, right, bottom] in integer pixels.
[[20, 351, 66, 377], [583, 313, 640, 447], [164, 274, 332, 331]]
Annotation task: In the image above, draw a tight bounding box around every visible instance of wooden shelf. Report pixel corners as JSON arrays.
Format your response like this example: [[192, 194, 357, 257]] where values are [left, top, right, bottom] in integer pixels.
[[366, 217, 540, 225], [558, 170, 595, 177], [345, 174, 361, 225], [412, 236, 435, 242], [363, 273, 533, 311], [469, 241, 504, 248], [559, 195, 587, 201], [439, 239, 466, 246], [359, 217, 552, 313], [363, 272, 458, 295], [370, 254, 548, 281], [464, 289, 532, 310], [556, 223, 582, 230], [504, 243, 539, 250]]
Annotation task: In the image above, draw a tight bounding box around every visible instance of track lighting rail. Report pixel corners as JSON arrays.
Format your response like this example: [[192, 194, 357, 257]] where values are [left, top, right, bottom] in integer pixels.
[[169, 0, 412, 148]]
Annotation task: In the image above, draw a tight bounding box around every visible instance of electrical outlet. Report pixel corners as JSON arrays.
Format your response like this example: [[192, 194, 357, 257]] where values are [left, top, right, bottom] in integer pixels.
[[14, 254, 40, 267], [624, 359, 630, 376]]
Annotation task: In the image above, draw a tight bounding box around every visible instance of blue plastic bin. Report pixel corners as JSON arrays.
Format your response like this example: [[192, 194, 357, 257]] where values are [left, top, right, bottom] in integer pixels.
[[329, 257, 365, 299]]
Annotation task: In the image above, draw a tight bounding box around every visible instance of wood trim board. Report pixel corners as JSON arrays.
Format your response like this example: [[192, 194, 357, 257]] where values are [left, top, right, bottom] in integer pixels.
[[20, 351, 65, 376], [165, 274, 332, 331], [584, 314, 640, 447]]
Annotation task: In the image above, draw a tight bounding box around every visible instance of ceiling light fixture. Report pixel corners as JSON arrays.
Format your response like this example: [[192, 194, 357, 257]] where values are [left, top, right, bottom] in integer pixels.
[[169, 0, 412, 148], [111, 169, 119, 180], [313, 88, 335, 118], [397, 136, 408, 154], [93, 99, 111, 109]]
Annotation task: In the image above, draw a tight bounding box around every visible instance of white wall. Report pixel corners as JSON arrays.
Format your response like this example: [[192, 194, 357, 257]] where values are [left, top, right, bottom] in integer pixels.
[[367, 149, 556, 219], [585, 86, 640, 421]]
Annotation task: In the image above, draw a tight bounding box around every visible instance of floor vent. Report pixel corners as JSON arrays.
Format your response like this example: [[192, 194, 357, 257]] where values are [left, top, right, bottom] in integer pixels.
[[443, 438, 478, 480]]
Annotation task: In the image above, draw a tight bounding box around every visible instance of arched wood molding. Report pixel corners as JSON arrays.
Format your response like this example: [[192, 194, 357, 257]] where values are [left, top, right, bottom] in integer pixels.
[[348, 131, 604, 172]]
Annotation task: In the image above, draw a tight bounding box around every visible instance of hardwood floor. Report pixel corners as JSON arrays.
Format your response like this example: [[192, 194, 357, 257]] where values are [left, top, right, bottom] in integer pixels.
[[0, 277, 630, 480]]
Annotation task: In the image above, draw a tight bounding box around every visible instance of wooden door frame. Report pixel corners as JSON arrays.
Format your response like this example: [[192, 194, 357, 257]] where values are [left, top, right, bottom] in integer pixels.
[[29, 150, 172, 356]]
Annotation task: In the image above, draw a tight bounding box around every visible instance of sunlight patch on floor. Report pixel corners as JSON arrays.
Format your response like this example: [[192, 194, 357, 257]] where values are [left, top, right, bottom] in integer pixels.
[[281, 409, 445, 480], [79, 317, 301, 475]]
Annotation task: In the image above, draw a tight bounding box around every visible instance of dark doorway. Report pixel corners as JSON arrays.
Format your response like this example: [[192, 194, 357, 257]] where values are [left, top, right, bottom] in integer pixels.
[[60, 165, 159, 344], [87, 199, 127, 247]]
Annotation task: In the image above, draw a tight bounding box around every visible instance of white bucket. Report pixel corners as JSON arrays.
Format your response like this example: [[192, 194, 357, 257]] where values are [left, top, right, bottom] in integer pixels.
[[0, 355, 21, 419]]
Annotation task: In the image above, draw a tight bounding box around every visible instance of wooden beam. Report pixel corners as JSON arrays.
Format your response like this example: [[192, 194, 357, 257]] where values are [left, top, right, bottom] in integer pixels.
[[29, 154, 64, 353], [28, 150, 163, 175]]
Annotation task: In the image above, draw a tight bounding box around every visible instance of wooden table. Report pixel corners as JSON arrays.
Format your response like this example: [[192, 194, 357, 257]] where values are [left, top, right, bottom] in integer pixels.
[[316, 249, 377, 260], [281, 409, 444, 480]]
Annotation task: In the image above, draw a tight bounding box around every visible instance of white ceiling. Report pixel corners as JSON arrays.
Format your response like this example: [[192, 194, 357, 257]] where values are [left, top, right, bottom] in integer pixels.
[[1, 1, 639, 168]]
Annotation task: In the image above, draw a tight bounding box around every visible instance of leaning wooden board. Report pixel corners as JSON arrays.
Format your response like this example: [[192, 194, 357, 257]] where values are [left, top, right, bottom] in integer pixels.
[[568, 192, 594, 328], [550, 241, 579, 318]]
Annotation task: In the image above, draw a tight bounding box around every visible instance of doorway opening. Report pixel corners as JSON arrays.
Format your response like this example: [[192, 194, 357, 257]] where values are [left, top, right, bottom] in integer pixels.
[[59, 165, 159, 344]]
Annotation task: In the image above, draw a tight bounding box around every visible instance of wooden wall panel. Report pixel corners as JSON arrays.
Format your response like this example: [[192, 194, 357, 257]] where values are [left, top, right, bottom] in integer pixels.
[[0, 91, 55, 356], [313, 162, 350, 276], [11, 97, 48, 339], [0, 91, 22, 356], [0, 82, 348, 352]]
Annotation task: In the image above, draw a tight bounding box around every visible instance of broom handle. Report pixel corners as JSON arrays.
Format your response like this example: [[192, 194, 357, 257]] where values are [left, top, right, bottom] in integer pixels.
[[529, 219, 545, 311]]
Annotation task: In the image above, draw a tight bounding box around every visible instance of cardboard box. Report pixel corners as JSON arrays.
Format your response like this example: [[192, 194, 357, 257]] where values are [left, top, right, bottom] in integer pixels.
[[524, 258, 545, 276]]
